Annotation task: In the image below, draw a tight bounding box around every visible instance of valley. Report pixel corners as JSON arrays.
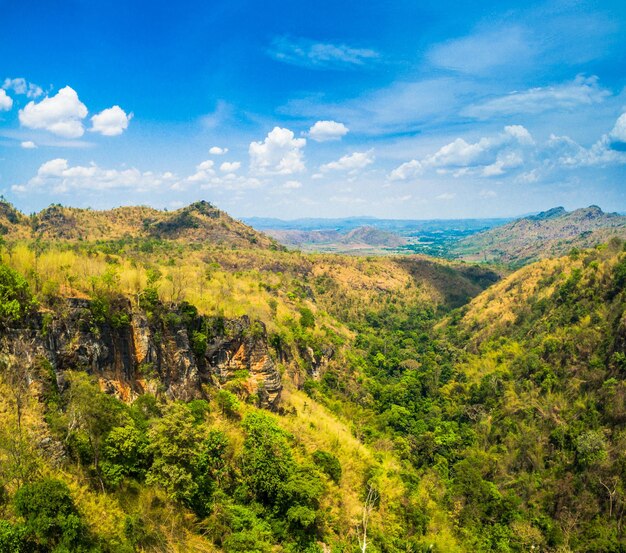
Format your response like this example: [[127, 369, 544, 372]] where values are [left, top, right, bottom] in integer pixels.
[[1, 199, 626, 551]]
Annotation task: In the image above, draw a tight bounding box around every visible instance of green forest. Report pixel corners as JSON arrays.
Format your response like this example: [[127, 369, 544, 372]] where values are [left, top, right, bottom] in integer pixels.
[[1, 202, 626, 552]]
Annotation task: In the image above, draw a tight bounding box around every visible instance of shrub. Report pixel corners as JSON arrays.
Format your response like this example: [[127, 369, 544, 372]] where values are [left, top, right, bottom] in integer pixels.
[[311, 450, 342, 484]]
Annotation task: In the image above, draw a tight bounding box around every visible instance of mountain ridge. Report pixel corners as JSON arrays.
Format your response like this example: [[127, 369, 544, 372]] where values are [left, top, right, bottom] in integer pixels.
[[452, 204, 626, 264], [0, 199, 282, 250]]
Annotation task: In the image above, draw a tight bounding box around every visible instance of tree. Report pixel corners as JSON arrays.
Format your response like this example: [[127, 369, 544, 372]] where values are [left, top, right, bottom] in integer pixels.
[[241, 412, 295, 506], [146, 402, 212, 515], [0, 263, 34, 325], [357, 484, 378, 553], [13, 479, 89, 551], [216, 389, 240, 417], [64, 372, 125, 489]]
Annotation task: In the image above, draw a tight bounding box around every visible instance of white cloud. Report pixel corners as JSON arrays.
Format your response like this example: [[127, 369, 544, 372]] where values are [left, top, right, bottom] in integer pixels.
[[20, 141, 36, 149], [482, 151, 524, 177], [504, 125, 534, 146], [19, 86, 88, 138], [174, 159, 260, 192], [2, 78, 43, 99], [320, 150, 374, 173], [464, 75, 610, 118], [308, 120, 349, 142], [90, 105, 132, 136], [185, 160, 216, 185], [268, 36, 379, 69], [209, 146, 228, 155], [389, 159, 422, 181], [436, 193, 456, 200], [548, 134, 626, 167], [479, 189, 497, 198], [389, 125, 534, 180], [0, 89, 12, 111], [14, 158, 174, 194], [428, 27, 533, 74], [283, 180, 302, 189], [426, 125, 533, 169], [249, 127, 306, 175], [220, 161, 241, 173], [609, 112, 626, 149]]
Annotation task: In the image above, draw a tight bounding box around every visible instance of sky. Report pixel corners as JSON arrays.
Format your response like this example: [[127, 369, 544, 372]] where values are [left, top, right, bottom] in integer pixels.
[[0, 0, 625, 219]]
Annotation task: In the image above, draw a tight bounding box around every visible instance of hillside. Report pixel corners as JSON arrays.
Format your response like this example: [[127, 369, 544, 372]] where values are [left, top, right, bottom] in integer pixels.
[[4, 200, 626, 551], [267, 225, 407, 252], [0, 204, 500, 552], [0, 199, 280, 250], [452, 205, 626, 265]]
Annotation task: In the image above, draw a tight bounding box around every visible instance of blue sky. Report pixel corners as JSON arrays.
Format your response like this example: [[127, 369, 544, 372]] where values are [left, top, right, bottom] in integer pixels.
[[0, 0, 625, 218]]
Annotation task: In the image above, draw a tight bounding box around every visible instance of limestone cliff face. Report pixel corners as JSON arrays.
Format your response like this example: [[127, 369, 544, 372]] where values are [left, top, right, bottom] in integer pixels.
[[3, 298, 282, 409]]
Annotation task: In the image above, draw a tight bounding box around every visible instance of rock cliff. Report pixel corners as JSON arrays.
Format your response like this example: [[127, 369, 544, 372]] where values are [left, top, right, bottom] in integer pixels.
[[1, 297, 282, 409]]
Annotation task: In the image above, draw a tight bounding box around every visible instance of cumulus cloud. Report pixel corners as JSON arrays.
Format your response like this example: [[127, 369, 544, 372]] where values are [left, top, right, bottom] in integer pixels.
[[209, 146, 228, 155], [173, 159, 260, 192], [609, 112, 626, 150], [268, 36, 379, 69], [220, 161, 241, 173], [13, 158, 175, 194], [19, 86, 88, 138], [464, 75, 610, 118], [2, 78, 43, 99], [389, 125, 534, 180], [90, 105, 132, 136], [0, 89, 12, 111], [428, 125, 532, 170], [547, 134, 626, 167], [389, 159, 422, 181], [21, 141, 36, 149], [308, 120, 349, 142], [185, 160, 216, 185], [249, 127, 306, 175], [320, 150, 374, 173]]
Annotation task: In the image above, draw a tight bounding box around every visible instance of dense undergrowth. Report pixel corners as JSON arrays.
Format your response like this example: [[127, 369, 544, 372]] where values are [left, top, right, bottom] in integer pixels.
[[1, 233, 626, 551]]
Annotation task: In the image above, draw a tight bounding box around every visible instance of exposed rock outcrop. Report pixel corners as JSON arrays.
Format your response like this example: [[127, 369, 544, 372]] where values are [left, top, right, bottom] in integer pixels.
[[1, 297, 282, 409]]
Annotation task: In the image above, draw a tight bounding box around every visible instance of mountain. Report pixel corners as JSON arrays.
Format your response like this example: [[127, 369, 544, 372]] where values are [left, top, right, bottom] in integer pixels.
[[4, 199, 626, 551], [266, 225, 407, 250], [1, 199, 281, 249], [452, 205, 626, 265], [0, 202, 502, 552]]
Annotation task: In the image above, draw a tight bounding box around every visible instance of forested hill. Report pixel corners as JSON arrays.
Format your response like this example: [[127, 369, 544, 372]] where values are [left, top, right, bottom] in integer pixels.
[[451, 205, 626, 265], [2, 199, 626, 551], [0, 199, 280, 249]]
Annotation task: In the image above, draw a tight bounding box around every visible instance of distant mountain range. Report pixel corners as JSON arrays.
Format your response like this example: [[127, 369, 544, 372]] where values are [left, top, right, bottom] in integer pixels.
[[244, 215, 510, 255], [451, 205, 626, 265]]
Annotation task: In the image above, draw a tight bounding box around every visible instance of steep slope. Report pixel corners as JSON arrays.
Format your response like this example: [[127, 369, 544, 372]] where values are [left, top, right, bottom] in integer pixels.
[[0, 199, 30, 239], [437, 239, 626, 549], [452, 205, 626, 265]]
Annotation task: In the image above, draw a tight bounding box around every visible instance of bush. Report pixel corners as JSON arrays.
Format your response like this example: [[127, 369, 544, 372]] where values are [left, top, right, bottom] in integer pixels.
[[311, 450, 342, 484], [13, 479, 89, 550], [0, 520, 26, 553], [0, 263, 34, 324]]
